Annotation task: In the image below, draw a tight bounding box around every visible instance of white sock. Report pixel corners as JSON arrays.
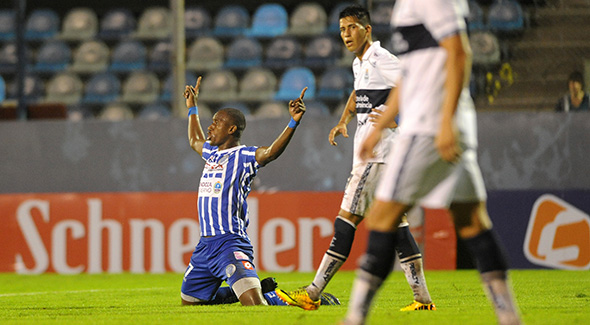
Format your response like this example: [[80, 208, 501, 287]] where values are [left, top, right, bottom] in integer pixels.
[[344, 270, 383, 325], [400, 258, 432, 303], [308, 253, 345, 300], [480, 271, 521, 325]]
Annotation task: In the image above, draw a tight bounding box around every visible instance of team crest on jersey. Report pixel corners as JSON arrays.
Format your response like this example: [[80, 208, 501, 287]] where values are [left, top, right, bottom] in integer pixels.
[[233, 251, 249, 261], [213, 181, 222, 194], [225, 264, 236, 277]]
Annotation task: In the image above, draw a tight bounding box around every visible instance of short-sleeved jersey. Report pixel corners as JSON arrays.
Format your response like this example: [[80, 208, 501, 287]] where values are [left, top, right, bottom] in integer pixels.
[[352, 41, 401, 166], [390, 0, 478, 148], [198, 142, 260, 238]]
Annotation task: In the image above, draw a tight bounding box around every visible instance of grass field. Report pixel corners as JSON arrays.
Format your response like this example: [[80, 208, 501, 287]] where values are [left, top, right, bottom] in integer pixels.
[[1, 270, 589, 324]]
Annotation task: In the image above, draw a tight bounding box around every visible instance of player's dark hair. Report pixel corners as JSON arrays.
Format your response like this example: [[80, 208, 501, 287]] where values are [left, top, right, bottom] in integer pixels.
[[220, 107, 246, 138], [568, 71, 584, 88], [339, 4, 371, 26]]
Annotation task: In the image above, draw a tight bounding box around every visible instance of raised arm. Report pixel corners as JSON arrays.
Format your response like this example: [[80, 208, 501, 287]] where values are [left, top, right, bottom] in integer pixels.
[[328, 90, 356, 146], [255, 87, 307, 167], [185, 77, 206, 156]]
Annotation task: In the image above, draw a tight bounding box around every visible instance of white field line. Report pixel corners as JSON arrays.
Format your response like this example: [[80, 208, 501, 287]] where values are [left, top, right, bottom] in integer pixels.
[[0, 286, 173, 298]]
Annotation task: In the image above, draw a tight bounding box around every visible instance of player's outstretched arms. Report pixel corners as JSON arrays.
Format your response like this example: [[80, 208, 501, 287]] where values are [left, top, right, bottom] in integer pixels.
[[329, 90, 356, 146], [185, 77, 206, 156], [255, 87, 307, 167]]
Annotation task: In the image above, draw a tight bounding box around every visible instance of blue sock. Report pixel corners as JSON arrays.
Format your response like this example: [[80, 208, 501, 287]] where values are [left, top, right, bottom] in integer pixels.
[[264, 291, 289, 306]]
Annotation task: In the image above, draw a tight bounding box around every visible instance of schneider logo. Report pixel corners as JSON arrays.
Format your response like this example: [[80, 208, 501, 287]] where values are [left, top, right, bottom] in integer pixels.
[[523, 194, 590, 270]]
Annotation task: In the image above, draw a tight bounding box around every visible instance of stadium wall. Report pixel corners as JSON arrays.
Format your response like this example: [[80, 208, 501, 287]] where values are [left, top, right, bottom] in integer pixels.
[[1, 112, 589, 272]]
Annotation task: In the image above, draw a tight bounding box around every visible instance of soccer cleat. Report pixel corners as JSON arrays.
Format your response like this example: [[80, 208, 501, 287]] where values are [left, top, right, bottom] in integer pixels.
[[400, 300, 437, 311], [276, 288, 321, 310], [261, 277, 278, 294], [319, 292, 341, 306]]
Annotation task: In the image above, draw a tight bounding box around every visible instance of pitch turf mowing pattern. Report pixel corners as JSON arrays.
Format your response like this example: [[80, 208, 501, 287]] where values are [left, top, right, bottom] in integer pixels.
[[1, 270, 589, 324]]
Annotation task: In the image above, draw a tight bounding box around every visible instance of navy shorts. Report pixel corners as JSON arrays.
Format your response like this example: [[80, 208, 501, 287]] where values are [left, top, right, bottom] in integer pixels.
[[181, 233, 259, 301]]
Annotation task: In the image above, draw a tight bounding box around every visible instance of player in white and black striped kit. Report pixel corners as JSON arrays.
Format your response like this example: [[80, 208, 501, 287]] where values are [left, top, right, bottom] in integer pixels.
[[343, 0, 521, 324], [277, 5, 435, 312]]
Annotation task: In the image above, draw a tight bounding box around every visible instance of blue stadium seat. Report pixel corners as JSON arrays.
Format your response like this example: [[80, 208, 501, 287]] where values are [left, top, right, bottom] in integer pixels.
[[224, 37, 263, 69], [317, 67, 353, 101], [274, 67, 316, 101], [304, 35, 341, 68], [109, 40, 147, 72], [213, 5, 249, 38], [160, 71, 198, 102], [469, 31, 501, 67], [148, 41, 172, 72], [186, 36, 224, 71], [59, 7, 98, 41], [45, 72, 84, 105], [467, 0, 486, 31], [264, 37, 302, 69], [288, 3, 327, 36], [185, 6, 212, 38], [25, 9, 60, 40], [328, 3, 354, 34], [83, 72, 120, 104], [135, 7, 171, 40], [99, 8, 136, 40], [121, 71, 160, 104], [34, 40, 72, 72], [239, 68, 277, 102], [199, 70, 239, 103], [246, 3, 288, 38], [139, 103, 171, 120], [0, 9, 15, 41], [70, 40, 110, 74], [487, 0, 525, 35], [0, 75, 5, 103]]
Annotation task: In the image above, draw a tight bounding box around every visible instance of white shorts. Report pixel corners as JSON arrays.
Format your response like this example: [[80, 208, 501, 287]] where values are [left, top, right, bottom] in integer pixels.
[[376, 134, 487, 208], [340, 162, 385, 216]]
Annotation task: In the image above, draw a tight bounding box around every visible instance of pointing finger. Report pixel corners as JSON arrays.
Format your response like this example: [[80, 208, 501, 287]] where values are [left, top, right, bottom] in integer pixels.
[[299, 87, 308, 100]]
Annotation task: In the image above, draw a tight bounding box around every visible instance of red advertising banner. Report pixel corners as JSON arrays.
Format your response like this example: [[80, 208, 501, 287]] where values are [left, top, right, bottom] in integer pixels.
[[0, 192, 455, 274]]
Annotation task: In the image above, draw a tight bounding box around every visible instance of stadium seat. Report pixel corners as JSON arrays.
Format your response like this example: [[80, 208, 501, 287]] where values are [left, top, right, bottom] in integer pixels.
[[109, 40, 147, 72], [160, 71, 198, 102], [67, 104, 94, 121], [186, 36, 224, 71], [469, 31, 501, 68], [288, 3, 327, 36], [264, 37, 302, 69], [0, 9, 16, 41], [33, 40, 72, 73], [304, 100, 331, 116], [99, 8, 136, 40], [0, 42, 32, 74], [317, 67, 353, 101], [25, 9, 60, 40], [0, 75, 5, 103], [238, 68, 277, 102], [304, 35, 341, 68], [135, 6, 171, 40], [467, 0, 486, 31], [274, 67, 316, 101], [70, 40, 110, 73], [213, 5, 249, 38], [254, 101, 289, 119], [98, 102, 134, 121], [185, 6, 212, 38], [199, 70, 238, 103], [138, 102, 171, 120], [224, 37, 263, 69], [328, 2, 354, 34], [370, 2, 394, 36], [246, 3, 288, 38], [218, 101, 252, 118], [45, 72, 84, 105], [121, 71, 160, 104], [82, 72, 120, 104], [6, 73, 45, 103], [59, 7, 98, 41], [148, 40, 172, 72], [487, 0, 525, 35]]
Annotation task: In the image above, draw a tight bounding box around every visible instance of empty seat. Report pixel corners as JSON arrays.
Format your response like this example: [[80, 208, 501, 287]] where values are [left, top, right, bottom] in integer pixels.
[[67, 104, 94, 121], [487, 0, 524, 35], [264, 37, 302, 69], [70, 40, 110, 73], [135, 7, 171, 40], [304, 35, 341, 68], [304, 100, 331, 116], [99, 8, 136, 40], [7, 73, 45, 103], [328, 2, 354, 34], [218, 101, 252, 118], [25, 9, 60, 40], [246, 3, 288, 38], [138, 102, 171, 120], [121, 70, 160, 104], [288, 3, 327, 36], [185, 6, 212, 38], [59, 7, 98, 41], [224, 37, 263, 69], [274, 67, 316, 101], [83, 72, 120, 104], [186, 36, 224, 71], [467, 0, 486, 31], [317, 67, 353, 101], [33, 40, 72, 72], [239, 68, 277, 102], [213, 5, 249, 37], [0, 9, 15, 40], [254, 101, 289, 119], [99, 102, 134, 121], [148, 40, 172, 72], [469, 31, 501, 67], [199, 70, 238, 103], [0, 42, 32, 74], [110, 40, 147, 72], [45, 72, 84, 105], [160, 71, 198, 102], [370, 3, 394, 35]]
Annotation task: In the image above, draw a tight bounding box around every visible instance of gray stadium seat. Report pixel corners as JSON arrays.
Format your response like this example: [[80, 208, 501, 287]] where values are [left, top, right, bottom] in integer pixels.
[[59, 7, 98, 41], [70, 40, 110, 73], [238, 68, 277, 102], [45, 72, 84, 105], [288, 3, 327, 36], [199, 70, 238, 103], [186, 36, 224, 71], [98, 102, 134, 121], [135, 7, 171, 40], [121, 71, 160, 104]]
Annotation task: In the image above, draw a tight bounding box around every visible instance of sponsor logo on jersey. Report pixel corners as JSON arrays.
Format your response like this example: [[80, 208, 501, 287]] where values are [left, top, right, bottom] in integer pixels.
[[213, 181, 222, 194], [233, 251, 249, 261], [242, 261, 254, 270], [523, 194, 590, 270]]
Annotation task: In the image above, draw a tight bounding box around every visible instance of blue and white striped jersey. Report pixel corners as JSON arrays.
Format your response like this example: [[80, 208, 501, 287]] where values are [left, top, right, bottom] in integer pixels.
[[197, 141, 260, 238]]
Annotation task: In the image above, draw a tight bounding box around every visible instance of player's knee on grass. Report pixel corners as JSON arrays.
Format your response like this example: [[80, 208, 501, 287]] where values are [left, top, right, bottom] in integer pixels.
[[180, 292, 209, 305], [233, 277, 265, 305]]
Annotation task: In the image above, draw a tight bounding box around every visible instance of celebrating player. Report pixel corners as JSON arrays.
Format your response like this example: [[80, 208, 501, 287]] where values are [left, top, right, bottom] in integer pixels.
[[277, 5, 435, 311]]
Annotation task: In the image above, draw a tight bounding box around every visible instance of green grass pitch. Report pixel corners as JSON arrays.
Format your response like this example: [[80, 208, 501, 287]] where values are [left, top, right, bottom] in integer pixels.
[[1, 270, 589, 324]]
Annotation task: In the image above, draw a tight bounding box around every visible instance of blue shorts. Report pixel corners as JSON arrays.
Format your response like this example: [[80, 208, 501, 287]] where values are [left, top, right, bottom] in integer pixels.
[[181, 233, 259, 301]]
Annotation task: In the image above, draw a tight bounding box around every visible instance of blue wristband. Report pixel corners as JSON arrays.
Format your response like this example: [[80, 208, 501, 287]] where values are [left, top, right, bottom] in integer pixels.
[[288, 117, 299, 129], [188, 106, 198, 116]]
